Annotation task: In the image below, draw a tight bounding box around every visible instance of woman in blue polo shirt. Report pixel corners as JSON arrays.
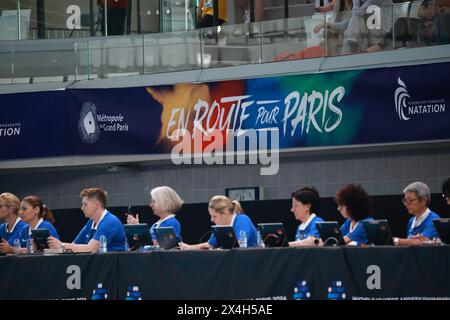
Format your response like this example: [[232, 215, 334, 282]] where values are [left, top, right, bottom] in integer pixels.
[[335, 183, 373, 245], [393, 181, 440, 245], [0, 192, 27, 254], [179, 195, 258, 249], [126, 186, 183, 245], [289, 186, 324, 247], [18, 195, 60, 252]]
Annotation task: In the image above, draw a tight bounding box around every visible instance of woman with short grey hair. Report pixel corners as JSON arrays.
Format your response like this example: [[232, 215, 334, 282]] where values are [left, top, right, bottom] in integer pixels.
[[127, 186, 183, 245], [393, 181, 440, 245]]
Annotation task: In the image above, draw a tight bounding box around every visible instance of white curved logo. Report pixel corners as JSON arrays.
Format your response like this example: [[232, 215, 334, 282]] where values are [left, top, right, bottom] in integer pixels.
[[394, 77, 410, 121], [78, 102, 100, 143]]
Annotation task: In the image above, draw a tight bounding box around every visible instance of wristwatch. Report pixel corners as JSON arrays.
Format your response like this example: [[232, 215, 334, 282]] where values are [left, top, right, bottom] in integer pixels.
[[393, 237, 399, 246], [60, 243, 66, 251]]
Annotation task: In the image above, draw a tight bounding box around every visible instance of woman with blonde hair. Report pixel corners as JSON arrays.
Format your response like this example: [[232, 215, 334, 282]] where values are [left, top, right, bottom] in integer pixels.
[[0, 192, 27, 254], [180, 195, 257, 249]]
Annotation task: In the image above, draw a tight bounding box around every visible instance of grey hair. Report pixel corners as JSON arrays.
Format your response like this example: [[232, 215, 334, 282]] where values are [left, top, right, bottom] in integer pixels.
[[403, 181, 430, 205], [150, 186, 184, 213]]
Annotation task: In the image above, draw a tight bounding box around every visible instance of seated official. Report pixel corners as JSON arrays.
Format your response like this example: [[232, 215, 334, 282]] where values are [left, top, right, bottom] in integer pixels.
[[442, 177, 450, 206], [180, 195, 258, 249], [335, 183, 374, 245], [48, 188, 126, 253], [393, 181, 440, 245], [17, 196, 59, 253], [0, 192, 27, 254], [127, 186, 183, 244], [289, 186, 324, 247]]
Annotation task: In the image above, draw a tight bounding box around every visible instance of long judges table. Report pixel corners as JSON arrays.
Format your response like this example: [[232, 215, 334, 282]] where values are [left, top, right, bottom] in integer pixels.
[[1, 246, 450, 300]]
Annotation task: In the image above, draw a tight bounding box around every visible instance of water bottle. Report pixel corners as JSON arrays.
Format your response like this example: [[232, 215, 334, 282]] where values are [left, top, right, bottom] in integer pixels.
[[239, 230, 247, 248], [14, 238, 21, 254], [26, 238, 34, 254], [99, 235, 107, 254], [256, 230, 265, 248]]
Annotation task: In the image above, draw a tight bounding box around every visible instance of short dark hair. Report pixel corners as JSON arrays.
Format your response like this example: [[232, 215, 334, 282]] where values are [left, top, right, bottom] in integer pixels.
[[80, 188, 108, 208], [443, 178, 450, 197], [335, 183, 372, 221], [291, 186, 320, 213]]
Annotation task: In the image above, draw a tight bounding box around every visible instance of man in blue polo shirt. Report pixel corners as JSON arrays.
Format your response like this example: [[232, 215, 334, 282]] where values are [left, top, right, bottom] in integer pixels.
[[48, 188, 125, 253], [393, 181, 440, 245]]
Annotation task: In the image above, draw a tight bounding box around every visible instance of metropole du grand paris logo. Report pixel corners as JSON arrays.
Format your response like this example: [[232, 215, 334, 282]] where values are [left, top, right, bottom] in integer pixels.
[[394, 77, 446, 121], [78, 102, 101, 143]]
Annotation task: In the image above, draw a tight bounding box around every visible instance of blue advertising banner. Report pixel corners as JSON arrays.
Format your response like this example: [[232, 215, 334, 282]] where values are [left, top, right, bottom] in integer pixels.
[[0, 62, 449, 161]]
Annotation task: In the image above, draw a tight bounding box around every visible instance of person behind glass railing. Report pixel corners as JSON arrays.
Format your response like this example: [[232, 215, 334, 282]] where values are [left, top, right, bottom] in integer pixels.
[[0, 193, 27, 254], [392, 181, 440, 245], [314, 0, 354, 56], [97, 0, 128, 36], [179, 195, 257, 249], [17, 195, 60, 253], [340, 0, 394, 54], [289, 186, 324, 247], [126, 186, 183, 245], [442, 177, 450, 206], [197, 0, 228, 28], [48, 188, 126, 253], [434, 0, 450, 44], [335, 183, 374, 245]]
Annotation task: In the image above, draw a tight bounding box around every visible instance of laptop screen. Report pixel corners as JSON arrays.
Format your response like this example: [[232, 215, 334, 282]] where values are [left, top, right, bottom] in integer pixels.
[[154, 227, 179, 250], [124, 223, 151, 251], [257, 223, 288, 247], [316, 221, 345, 246], [211, 225, 239, 249], [362, 219, 394, 245]]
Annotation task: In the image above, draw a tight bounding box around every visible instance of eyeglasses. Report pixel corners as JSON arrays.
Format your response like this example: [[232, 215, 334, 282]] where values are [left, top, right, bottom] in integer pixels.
[[402, 198, 419, 205]]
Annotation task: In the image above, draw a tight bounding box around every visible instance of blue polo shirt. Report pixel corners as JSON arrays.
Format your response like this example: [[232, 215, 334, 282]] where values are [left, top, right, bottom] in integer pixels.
[[74, 210, 126, 252], [208, 213, 258, 248], [407, 209, 440, 239], [149, 215, 181, 242], [18, 219, 60, 247], [340, 217, 374, 245], [295, 214, 323, 241], [0, 218, 27, 246]]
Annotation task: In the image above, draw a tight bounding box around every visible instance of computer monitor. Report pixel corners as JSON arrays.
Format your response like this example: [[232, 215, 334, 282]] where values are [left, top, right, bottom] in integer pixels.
[[31, 228, 50, 252], [257, 223, 288, 247], [154, 227, 179, 250], [124, 223, 151, 251], [211, 225, 239, 249], [433, 218, 450, 244], [316, 221, 345, 246], [362, 219, 394, 245]]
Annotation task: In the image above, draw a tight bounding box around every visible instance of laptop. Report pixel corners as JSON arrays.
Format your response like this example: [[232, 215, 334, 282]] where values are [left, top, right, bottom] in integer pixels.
[[31, 228, 50, 252], [433, 218, 450, 244], [257, 223, 288, 247], [124, 223, 151, 251], [316, 221, 345, 246], [154, 227, 179, 250], [362, 219, 394, 245], [211, 225, 239, 249]]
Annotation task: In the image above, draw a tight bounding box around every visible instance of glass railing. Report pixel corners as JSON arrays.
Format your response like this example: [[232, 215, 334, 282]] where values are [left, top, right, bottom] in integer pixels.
[[0, 2, 449, 84]]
